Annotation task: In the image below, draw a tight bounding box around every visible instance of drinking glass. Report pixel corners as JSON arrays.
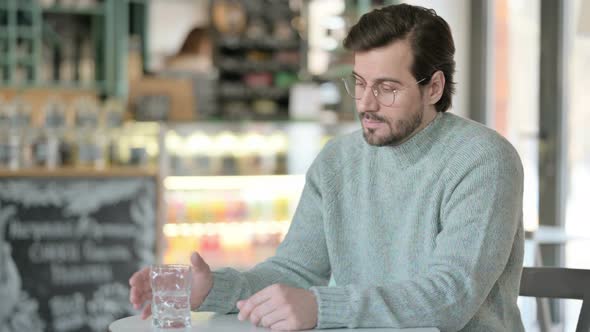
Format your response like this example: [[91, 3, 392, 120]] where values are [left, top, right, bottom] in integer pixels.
[[150, 264, 192, 329]]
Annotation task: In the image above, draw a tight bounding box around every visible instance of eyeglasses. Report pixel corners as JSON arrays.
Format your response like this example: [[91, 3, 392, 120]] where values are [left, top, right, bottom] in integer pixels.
[[341, 75, 427, 106]]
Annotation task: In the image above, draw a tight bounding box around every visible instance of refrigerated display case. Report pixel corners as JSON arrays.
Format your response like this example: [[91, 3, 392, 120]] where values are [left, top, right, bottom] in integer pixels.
[[163, 174, 303, 269], [160, 121, 358, 269]]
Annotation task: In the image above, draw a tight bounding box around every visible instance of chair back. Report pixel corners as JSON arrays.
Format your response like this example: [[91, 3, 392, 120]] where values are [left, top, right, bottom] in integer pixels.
[[520, 267, 590, 332]]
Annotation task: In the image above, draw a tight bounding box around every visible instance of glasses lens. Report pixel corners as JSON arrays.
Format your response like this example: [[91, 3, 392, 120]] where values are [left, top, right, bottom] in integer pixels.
[[342, 77, 396, 106], [343, 77, 362, 99], [376, 84, 395, 106]]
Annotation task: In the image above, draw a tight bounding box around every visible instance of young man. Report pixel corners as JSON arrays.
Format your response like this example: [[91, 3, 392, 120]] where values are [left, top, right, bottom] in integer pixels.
[[130, 4, 525, 331]]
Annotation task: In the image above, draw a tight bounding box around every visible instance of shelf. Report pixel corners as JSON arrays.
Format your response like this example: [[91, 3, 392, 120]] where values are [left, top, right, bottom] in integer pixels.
[[41, 4, 105, 16], [219, 84, 290, 100], [218, 37, 300, 51], [16, 57, 35, 66], [218, 59, 299, 74], [0, 166, 159, 178], [17, 27, 35, 38], [0, 81, 106, 91], [0, 1, 37, 12], [0, 29, 35, 39], [17, 3, 35, 11], [210, 1, 301, 120], [165, 175, 305, 191], [165, 120, 358, 129]]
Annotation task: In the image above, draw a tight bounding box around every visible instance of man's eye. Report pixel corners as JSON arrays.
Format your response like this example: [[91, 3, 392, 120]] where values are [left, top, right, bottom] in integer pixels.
[[380, 85, 396, 93], [354, 80, 365, 86]]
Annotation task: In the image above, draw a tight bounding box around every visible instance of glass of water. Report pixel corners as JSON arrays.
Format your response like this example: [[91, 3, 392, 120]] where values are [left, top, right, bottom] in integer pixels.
[[150, 264, 192, 329]]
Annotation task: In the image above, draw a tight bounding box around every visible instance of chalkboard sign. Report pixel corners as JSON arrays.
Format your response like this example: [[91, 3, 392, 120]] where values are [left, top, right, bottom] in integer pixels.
[[0, 175, 157, 332]]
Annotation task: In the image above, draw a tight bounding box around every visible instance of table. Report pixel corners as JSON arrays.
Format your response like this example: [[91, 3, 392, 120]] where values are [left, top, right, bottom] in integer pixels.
[[109, 312, 439, 332]]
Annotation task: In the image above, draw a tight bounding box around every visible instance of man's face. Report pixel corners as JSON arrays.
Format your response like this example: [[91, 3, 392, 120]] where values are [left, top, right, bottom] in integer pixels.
[[353, 40, 430, 146]]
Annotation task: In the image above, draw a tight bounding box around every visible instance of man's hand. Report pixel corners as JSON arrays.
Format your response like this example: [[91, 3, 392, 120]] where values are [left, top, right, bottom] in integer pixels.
[[129, 252, 214, 319], [236, 284, 318, 331]]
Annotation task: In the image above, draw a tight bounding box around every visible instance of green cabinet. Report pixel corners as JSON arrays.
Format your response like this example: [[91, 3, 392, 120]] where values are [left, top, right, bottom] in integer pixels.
[[0, 0, 148, 97], [0, 0, 42, 85]]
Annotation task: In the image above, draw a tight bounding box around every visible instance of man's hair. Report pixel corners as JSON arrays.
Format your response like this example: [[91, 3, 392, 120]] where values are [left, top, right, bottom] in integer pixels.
[[343, 4, 456, 112]]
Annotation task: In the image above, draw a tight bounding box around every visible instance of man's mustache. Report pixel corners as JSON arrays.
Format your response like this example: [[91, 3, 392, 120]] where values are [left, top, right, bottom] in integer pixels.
[[359, 112, 386, 122]]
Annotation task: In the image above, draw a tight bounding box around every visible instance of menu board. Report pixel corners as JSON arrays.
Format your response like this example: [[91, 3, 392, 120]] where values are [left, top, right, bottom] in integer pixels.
[[0, 176, 157, 332]]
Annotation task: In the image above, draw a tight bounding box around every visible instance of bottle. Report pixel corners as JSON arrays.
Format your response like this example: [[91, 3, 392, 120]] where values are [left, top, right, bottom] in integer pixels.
[[59, 39, 75, 83], [73, 98, 105, 169], [268, 132, 288, 174], [242, 132, 276, 175], [7, 98, 33, 169], [42, 43, 55, 83], [33, 99, 67, 169], [128, 133, 149, 167], [166, 130, 184, 175], [103, 99, 125, 167], [79, 40, 95, 84], [216, 131, 239, 175], [176, 137, 192, 176], [0, 99, 10, 168], [186, 132, 214, 176]]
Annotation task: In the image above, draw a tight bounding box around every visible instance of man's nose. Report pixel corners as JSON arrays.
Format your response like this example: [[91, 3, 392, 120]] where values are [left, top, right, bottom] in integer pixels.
[[356, 87, 379, 113]]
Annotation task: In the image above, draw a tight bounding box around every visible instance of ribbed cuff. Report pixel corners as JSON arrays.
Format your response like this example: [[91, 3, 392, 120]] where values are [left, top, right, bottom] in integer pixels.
[[197, 269, 240, 313], [310, 286, 353, 329]]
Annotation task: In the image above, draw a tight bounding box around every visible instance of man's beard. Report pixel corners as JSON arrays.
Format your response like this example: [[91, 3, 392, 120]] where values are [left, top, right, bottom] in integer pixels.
[[360, 109, 423, 146]]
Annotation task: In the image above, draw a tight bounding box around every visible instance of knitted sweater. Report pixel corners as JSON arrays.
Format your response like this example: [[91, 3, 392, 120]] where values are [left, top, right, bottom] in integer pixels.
[[198, 112, 525, 332]]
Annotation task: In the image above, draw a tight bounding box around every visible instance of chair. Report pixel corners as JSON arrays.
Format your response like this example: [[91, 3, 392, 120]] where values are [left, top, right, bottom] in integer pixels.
[[519, 267, 590, 332]]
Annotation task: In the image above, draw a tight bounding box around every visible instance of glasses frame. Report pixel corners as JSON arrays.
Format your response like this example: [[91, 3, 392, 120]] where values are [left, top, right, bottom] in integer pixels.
[[342, 75, 428, 107]]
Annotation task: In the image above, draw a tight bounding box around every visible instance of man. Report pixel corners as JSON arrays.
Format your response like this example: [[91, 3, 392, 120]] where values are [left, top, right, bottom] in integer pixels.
[[130, 4, 525, 331]]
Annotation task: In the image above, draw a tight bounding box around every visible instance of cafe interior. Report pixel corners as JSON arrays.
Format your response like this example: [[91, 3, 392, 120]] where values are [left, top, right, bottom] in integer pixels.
[[0, 0, 589, 331]]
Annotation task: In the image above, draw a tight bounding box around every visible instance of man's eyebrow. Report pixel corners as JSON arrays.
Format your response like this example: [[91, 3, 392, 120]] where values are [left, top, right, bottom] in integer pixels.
[[352, 71, 402, 84]]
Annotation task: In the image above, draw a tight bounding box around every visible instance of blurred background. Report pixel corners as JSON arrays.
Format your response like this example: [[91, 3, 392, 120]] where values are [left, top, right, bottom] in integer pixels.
[[0, 0, 588, 331]]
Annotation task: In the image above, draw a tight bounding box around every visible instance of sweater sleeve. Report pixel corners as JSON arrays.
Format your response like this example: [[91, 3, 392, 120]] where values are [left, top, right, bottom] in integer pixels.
[[310, 143, 524, 331], [198, 155, 331, 313]]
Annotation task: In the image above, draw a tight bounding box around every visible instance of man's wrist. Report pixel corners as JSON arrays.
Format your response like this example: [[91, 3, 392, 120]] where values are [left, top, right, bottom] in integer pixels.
[[310, 286, 353, 329]]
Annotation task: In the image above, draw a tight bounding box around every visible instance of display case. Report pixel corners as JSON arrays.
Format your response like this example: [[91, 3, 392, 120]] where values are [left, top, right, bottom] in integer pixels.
[[160, 121, 358, 269], [163, 174, 303, 270]]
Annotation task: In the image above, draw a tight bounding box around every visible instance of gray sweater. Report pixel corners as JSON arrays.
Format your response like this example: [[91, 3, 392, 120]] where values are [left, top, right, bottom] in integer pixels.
[[199, 112, 525, 332]]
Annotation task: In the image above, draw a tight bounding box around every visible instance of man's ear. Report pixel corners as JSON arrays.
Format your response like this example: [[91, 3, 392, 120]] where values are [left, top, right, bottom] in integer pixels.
[[426, 70, 445, 106]]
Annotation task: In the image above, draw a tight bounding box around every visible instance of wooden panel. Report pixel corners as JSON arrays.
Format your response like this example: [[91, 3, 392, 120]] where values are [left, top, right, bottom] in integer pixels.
[[128, 76, 196, 122]]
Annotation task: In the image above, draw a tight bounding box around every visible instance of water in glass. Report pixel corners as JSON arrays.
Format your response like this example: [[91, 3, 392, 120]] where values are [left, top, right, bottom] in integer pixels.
[[150, 264, 191, 329], [152, 290, 191, 328]]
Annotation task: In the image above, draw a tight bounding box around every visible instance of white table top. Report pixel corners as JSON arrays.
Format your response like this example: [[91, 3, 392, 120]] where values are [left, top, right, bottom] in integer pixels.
[[109, 312, 439, 332]]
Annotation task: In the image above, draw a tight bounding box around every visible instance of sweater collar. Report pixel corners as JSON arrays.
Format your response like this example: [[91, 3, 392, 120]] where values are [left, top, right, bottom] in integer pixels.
[[368, 112, 445, 168]]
